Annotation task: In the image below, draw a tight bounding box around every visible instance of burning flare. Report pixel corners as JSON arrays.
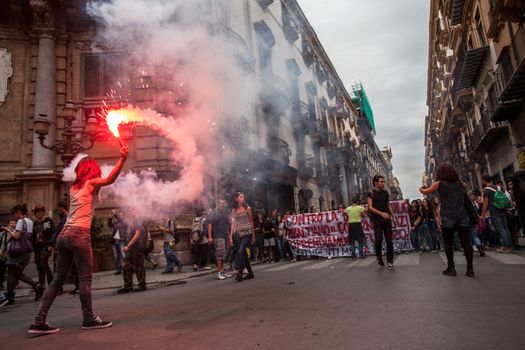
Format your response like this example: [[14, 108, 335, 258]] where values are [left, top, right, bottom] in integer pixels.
[[106, 110, 128, 138]]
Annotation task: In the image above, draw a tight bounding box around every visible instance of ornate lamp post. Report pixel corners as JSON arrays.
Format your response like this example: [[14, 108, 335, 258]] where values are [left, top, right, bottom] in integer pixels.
[[33, 100, 111, 166]]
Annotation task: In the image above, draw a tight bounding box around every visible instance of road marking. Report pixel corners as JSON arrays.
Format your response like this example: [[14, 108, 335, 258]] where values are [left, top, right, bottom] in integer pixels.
[[394, 253, 420, 266], [345, 257, 376, 267], [302, 259, 341, 270], [264, 260, 311, 271], [485, 251, 525, 265]]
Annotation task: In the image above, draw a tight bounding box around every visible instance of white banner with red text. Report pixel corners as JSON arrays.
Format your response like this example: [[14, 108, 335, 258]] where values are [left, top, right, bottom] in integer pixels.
[[285, 200, 412, 257]]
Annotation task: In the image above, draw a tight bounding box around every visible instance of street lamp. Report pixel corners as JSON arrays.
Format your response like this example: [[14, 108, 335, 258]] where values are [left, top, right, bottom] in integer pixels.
[[33, 100, 112, 166]]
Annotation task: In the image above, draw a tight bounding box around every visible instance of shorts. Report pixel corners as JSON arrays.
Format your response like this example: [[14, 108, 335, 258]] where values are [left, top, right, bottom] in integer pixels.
[[349, 222, 364, 241], [264, 237, 275, 247], [214, 238, 227, 260], [441, 216, 469, 229]]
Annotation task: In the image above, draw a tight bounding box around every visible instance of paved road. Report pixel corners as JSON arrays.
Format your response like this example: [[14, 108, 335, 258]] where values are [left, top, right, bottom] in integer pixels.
[[1, 251, 525, 350]]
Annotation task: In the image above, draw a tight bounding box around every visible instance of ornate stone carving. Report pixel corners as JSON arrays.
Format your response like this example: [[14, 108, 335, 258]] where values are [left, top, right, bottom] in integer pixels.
[[30, 0, 54, 29], [0, 48, 13, 105]]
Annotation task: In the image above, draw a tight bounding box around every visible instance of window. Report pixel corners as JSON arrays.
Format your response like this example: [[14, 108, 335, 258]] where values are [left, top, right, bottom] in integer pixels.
[[82, 53, 124, 100]]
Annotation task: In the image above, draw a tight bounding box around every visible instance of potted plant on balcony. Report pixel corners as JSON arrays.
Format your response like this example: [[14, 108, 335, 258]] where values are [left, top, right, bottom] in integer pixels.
[[91, 216, 112, 273]]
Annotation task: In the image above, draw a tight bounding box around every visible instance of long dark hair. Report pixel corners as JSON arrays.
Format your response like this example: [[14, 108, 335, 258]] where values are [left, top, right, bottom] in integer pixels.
[[72, 157, 102, 190], [436, 164, 459, 182]]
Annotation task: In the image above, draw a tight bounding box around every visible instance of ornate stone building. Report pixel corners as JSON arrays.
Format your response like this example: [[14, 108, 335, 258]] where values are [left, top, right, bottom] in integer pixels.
[[425, 0, 525, 188]]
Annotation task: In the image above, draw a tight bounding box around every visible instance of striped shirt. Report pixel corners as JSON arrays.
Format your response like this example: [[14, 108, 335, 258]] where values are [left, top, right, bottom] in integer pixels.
[[233, 207, 252, 236]]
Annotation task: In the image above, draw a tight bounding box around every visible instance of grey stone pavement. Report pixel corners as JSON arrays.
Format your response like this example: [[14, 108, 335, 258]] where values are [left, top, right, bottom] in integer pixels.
[[1, 248, 525, 350]]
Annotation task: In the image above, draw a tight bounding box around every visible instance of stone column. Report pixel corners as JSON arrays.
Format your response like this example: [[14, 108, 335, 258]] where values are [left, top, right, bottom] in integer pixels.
[[32, 31, 56, 169], [338, 164, 349, 206]]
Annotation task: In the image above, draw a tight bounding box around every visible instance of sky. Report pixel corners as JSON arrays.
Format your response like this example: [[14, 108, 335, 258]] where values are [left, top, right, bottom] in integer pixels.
[[297, 0, 430, 200]]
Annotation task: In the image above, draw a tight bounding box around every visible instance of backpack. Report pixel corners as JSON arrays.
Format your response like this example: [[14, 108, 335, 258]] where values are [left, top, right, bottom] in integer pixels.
[[485, 186, 512, 210], [190, 216, 206, 244]]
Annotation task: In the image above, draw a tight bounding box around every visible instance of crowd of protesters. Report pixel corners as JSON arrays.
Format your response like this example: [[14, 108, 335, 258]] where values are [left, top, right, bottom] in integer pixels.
[[0, 152, 524, 335]]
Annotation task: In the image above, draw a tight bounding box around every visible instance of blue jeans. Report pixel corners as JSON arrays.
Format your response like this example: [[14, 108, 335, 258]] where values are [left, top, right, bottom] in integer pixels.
[[275, 236, 286, 260], [235, 234, 253, 275], [490, 214, 512, 248], [163, 242, 181, 272], [112, 240, 125, 273], [411, 226, 421, 251], [422, 221, 437, 251], [470, 226, 482, 246]]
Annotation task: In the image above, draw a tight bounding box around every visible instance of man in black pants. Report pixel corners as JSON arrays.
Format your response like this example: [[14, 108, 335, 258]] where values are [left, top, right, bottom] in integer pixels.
[[367, 175, 395, 270]]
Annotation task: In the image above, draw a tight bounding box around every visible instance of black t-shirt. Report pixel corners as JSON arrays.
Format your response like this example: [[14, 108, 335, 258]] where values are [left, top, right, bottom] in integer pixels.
[[127, 224, 147, 252], [33, 218, 55, 247], [421, 207, 435, 221], [367, 190, 390, 222], [262, 219, 275, 239]]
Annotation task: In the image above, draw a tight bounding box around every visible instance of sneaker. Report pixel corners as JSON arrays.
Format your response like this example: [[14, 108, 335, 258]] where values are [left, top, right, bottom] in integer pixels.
[[34, 284, 45, 302], [466, 269, 475, 278], [377, 258, 385, 266], [161, 270, 174, 274], [0, 298, 14, 308], [235, 273, 243, 282], [82, 316, 113, 330], [116, 286, 133, 294], [217, 272, 226, 280], [223, 272, 232, 278], [387, 262, 394, 270], [28, 322, 60, 334], [430, 250, 438, 253], [244, 273, 254, 280]]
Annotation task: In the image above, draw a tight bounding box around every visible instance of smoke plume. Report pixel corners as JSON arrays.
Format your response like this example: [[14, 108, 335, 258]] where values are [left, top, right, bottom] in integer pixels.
[[83, 0, 256, 219]]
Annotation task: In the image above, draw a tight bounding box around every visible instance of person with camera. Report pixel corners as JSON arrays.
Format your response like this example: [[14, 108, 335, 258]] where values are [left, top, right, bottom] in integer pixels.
[[0, 204, 44, 307], [157, 217, 182, 273]]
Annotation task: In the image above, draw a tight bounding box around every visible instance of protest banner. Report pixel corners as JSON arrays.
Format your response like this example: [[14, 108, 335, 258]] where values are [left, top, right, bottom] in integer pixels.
[[285, 200, 412, 257]]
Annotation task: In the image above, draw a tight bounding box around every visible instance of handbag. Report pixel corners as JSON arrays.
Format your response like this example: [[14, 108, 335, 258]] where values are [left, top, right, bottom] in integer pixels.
[[8, 218, 34, 255]]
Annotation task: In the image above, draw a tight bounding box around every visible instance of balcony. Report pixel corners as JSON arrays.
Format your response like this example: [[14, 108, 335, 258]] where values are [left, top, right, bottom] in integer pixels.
[[210, 24, 254, 71], [453, 28, 490, 98], [269, 138, 292, 165], [488, 0, 525, 37], [297, 153, 315, 179], [326, 80, 336, 99], [492, 24, 525, 119], [469, 107, 509, 155], [310, 119, 328, 143], [259, 75, 291, 116], [292, 100, 315, 134]]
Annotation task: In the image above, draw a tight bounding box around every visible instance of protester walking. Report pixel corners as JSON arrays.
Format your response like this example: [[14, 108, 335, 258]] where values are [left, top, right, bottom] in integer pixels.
[[157, 217, 182, 273], [367, 175, 395, 270], [32, 205, 55, 287], [230, 192, 255, 282], [190, 211, 209, 271], [481, 175, 513, 252], [408, 200, 422, 252], [108, 210, 127, 275], [117, 215, 147, 294], [345, 196, 366, 258], [207, 199, 232, 280], [419, 164, 474, 277], [421, 199, 438, 252], [0, 204, 44, 308], [28, 146, 129, 334]]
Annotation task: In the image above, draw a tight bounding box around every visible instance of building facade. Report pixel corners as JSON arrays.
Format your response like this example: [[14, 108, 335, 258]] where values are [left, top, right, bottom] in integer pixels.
[[425, 0, 525, 188], [0, 0, 396, 225]]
